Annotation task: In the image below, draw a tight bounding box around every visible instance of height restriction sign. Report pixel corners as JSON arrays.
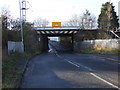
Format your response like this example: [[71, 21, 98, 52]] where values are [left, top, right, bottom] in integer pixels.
[[52, 22, 61, 27]]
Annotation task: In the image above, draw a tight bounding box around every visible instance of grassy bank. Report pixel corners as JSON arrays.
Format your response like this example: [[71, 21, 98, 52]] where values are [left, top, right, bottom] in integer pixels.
[[2, 51, 40, 88]]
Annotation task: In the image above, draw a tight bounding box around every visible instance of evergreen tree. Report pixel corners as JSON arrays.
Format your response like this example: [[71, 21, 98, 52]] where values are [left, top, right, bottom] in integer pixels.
[[98, 2, 119, 30]]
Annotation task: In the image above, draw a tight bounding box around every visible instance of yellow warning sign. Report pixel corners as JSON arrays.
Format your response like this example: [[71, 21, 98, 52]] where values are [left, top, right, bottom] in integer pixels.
[[52, 22, 61, 27]]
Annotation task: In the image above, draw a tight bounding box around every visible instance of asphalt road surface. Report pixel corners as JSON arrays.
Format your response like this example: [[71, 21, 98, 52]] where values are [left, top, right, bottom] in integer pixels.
[[20, 41, 119, 89], [48, 40, 71, 52]]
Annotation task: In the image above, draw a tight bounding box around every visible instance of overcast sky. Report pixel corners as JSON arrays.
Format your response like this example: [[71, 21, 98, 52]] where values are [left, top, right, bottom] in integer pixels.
[[0, 0, 119, 23]]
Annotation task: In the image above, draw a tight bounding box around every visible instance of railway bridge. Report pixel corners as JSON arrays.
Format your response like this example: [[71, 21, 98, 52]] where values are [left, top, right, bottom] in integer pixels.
[[34, 27, 80, 52]]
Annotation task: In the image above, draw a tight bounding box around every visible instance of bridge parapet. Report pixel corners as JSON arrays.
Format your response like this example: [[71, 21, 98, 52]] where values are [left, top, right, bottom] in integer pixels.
[[34, 27, 80, 36], [33, 27, 81, 30]]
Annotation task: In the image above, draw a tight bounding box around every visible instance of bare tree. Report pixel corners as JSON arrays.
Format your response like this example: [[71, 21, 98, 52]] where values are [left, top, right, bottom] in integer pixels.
[[81, 10, 96, 29], [63, 10, 97, 29], [90, 15, 96, 29], [34, 17, 49, 27], [63, 14, 81, 27], [9, 18, 21, 30], [0, 7, 11, 30]]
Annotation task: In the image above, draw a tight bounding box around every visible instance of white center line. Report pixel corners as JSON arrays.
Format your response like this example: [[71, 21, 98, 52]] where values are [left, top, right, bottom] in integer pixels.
[[74, 62, 94, 71], [66, 60, 80, 67], [56, 53, 119, 89], [90, 73, 119, 89]]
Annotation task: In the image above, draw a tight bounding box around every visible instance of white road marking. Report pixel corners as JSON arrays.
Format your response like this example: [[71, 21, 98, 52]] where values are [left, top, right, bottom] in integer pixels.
[[76, 53, 119, 62], [66, 60, 80, 67], [101, 59, 106, 61], [74, 60, 119, 89], [74, 62, 93, 71], [105, 57, 118, 61], [56, 53, 119, 89], [56, 53, 62, 59], [90, 73, 120, 89], [93, 56, 119, 62]]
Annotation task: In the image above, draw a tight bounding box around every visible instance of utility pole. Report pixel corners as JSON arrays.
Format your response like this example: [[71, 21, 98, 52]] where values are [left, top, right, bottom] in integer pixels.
[[21, 0, 27, 21], [19, 0, 27, 41], [19, 0, 27, 52]]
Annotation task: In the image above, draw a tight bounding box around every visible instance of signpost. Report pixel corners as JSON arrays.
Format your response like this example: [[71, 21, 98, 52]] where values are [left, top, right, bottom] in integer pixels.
[[52, 22, 61, 27]]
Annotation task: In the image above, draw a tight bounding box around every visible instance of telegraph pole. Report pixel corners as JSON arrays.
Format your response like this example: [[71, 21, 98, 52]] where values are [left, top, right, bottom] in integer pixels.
[[21, 0, 27, 21], [19, 0, 27, 41], [19, 0, 27, 52]]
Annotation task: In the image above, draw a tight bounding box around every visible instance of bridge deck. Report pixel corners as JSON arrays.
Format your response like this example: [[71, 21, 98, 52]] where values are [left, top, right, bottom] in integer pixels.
[[34, 27, 80, 36]]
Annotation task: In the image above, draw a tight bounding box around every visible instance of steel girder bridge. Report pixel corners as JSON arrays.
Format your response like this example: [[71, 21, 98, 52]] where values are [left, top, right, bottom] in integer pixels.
[[34, 27, 80, 52]]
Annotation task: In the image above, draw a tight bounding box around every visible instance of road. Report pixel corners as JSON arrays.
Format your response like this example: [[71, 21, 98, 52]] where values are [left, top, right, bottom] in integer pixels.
[[20, 41, 119, 89], [48, 40, 71, 52]]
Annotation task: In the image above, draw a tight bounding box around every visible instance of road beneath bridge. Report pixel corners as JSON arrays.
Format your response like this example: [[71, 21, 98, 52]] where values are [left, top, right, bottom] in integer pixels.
[[20, 41, 119, 89]]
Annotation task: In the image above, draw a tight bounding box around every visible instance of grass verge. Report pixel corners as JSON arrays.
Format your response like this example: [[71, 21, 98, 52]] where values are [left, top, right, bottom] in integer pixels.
[[2, 51, 40, 88]]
